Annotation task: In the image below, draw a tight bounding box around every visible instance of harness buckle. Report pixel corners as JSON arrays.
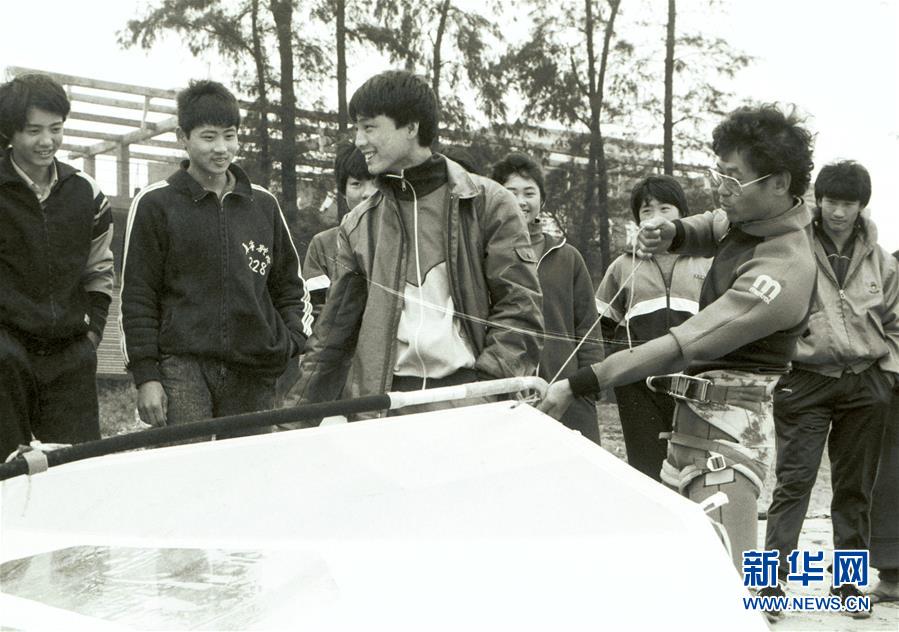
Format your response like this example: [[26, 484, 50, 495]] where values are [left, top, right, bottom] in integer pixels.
[[646, 374, 713, 402], [706, 451, 727, 472]]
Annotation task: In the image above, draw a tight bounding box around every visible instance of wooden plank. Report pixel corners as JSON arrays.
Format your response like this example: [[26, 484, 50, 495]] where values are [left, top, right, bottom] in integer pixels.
[[82, 156, 96, 177], [8, 66, 178, 101], [69, 91, 178, 115], [131, 151, 187, 165], [128, 151, 183, 164], [117, 145, 130, 198], [63, 127, 124, 142], [137, 137, 182, 150], [69, 110, 168, 130], [69, 116, 179, 158]]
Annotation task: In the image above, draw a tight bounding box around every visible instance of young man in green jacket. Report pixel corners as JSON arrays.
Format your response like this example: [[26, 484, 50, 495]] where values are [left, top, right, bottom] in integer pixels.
[[764, 161, 899, 616], [291, 71, 543, 414]]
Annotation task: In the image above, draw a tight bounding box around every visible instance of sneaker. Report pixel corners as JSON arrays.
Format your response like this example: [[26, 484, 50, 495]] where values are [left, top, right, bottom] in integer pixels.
[[757, 583, 786, 622], [830, 583, 872, 619]]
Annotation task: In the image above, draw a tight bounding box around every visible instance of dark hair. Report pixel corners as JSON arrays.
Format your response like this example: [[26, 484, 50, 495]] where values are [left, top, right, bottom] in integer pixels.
[[712, 104, 814, 197], [490, 152, 546, 202], [0, 74, 70, 146], [334, 140, 373, 194], [629, 175, 690, 222], [814, 160, 871, 207], [348, 70, 438, 147], [440, 145, 482, 175], [176, 80, 240, 137]]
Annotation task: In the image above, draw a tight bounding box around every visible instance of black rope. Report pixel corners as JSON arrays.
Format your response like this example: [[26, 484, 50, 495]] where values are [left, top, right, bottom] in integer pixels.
[[0, 394, 392, 482]]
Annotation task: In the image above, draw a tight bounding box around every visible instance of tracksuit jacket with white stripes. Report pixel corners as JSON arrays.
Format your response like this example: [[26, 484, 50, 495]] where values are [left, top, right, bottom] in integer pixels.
[[594, 252, 711, 354], [120, 162, 313, 386], [0, 155, 114, 343]]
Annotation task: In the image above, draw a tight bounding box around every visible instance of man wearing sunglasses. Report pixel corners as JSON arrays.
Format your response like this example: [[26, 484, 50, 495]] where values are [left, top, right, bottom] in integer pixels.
[[540, 105, 817, 586]]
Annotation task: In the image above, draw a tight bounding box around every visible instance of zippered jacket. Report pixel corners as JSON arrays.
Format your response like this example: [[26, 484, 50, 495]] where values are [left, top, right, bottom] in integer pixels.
[[792, 209, 899, 377], [120, 162, 313, 386], [667, 202, 817, 373], [293, 156, 544, 403], [594, 252, 710, 356], [536, 233, 602, 433], [0, 155, 114, 342], [537, 233, 603, 380]]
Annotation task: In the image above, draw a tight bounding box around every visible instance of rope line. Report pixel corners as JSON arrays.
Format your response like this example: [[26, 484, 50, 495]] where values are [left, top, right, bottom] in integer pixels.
[[298, 226, 655, 378]]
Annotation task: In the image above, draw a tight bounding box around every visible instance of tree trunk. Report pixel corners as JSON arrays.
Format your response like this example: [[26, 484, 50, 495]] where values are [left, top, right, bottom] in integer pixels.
[[250, 0, 272, 187], [593, 0, 621, 273], [432, 0, 451, 102], [663, 0, 675, 175], [336, 0, 348, 133], [270, 0, 298, 220], [581, 0, 599, 267]]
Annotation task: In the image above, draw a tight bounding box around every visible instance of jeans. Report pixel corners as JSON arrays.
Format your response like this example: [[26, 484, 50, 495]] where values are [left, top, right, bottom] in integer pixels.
[[159, 354, 276, 442]]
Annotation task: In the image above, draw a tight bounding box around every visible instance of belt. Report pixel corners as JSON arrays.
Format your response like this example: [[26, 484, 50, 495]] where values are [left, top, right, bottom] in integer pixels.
[[646, 373, 769, 405], [661, 431, 765, 482]]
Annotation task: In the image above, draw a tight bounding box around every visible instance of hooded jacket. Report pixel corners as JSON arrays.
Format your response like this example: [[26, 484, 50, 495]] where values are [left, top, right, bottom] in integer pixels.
[[535, 232, 602, 434], [120, 162, 313, 385], [792, 209, 899, 377], [0, 155, 114, 343], [536, 232, 602, 381], [668, 201, 817, 373], [294, 155, 544, 405]]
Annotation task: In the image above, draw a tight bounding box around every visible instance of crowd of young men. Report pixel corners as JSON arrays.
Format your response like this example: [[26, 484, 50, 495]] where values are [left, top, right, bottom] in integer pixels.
[[1, 69, 896, 614]]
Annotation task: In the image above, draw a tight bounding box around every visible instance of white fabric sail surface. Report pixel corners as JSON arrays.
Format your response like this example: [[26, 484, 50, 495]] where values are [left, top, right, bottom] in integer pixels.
[[1, 401, 766, 631]]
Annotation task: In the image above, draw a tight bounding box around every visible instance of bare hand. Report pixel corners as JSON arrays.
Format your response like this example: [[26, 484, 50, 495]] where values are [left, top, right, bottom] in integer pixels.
[[636, 218, 676, 258], [137, 381, 168, 427], [537, 379, 575, 420]]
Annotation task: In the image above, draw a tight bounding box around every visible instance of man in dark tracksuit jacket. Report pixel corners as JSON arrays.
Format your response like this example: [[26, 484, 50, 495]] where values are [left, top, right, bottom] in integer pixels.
[[121, 81, 312, 438], [540, 105, 817, 577], [0, 74, 114, 459], [765, 162, 898, 616]]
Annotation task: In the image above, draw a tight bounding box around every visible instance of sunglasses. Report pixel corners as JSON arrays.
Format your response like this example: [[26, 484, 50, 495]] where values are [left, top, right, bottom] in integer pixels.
[[708, 169, 773, 196]]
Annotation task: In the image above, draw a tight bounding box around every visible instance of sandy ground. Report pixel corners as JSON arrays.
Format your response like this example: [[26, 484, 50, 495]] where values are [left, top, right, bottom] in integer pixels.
[[764, 518, 898, 631]]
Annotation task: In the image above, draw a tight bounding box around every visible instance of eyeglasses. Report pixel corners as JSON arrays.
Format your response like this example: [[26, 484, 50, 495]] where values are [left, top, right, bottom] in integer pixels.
[[707, 169, 773, 196]]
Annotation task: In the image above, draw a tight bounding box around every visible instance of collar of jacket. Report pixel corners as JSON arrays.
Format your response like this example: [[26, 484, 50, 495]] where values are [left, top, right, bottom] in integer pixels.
[[736, 198, 811, 238], [0, 154, 78, 188], [358, 153, 485, 218], [373, 153, 481, 201], [168, 159, 254, 202], [810, 205, 878, 249], [541, 230, 566, 252]]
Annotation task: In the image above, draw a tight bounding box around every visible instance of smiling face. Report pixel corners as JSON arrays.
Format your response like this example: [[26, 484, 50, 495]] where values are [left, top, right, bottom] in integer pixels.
[[502, 173, 542, 223], [9, 107, 63, 181], [714, 150, 775, 224], [344, 175, 377, 211], [180, 124, 238, 181], [354, 114, 423, 175], [638, 197, 681, 224]]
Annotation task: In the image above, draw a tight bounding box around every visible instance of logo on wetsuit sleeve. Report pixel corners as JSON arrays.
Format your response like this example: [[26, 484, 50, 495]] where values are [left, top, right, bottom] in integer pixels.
[[749, 274, 782, 304]]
